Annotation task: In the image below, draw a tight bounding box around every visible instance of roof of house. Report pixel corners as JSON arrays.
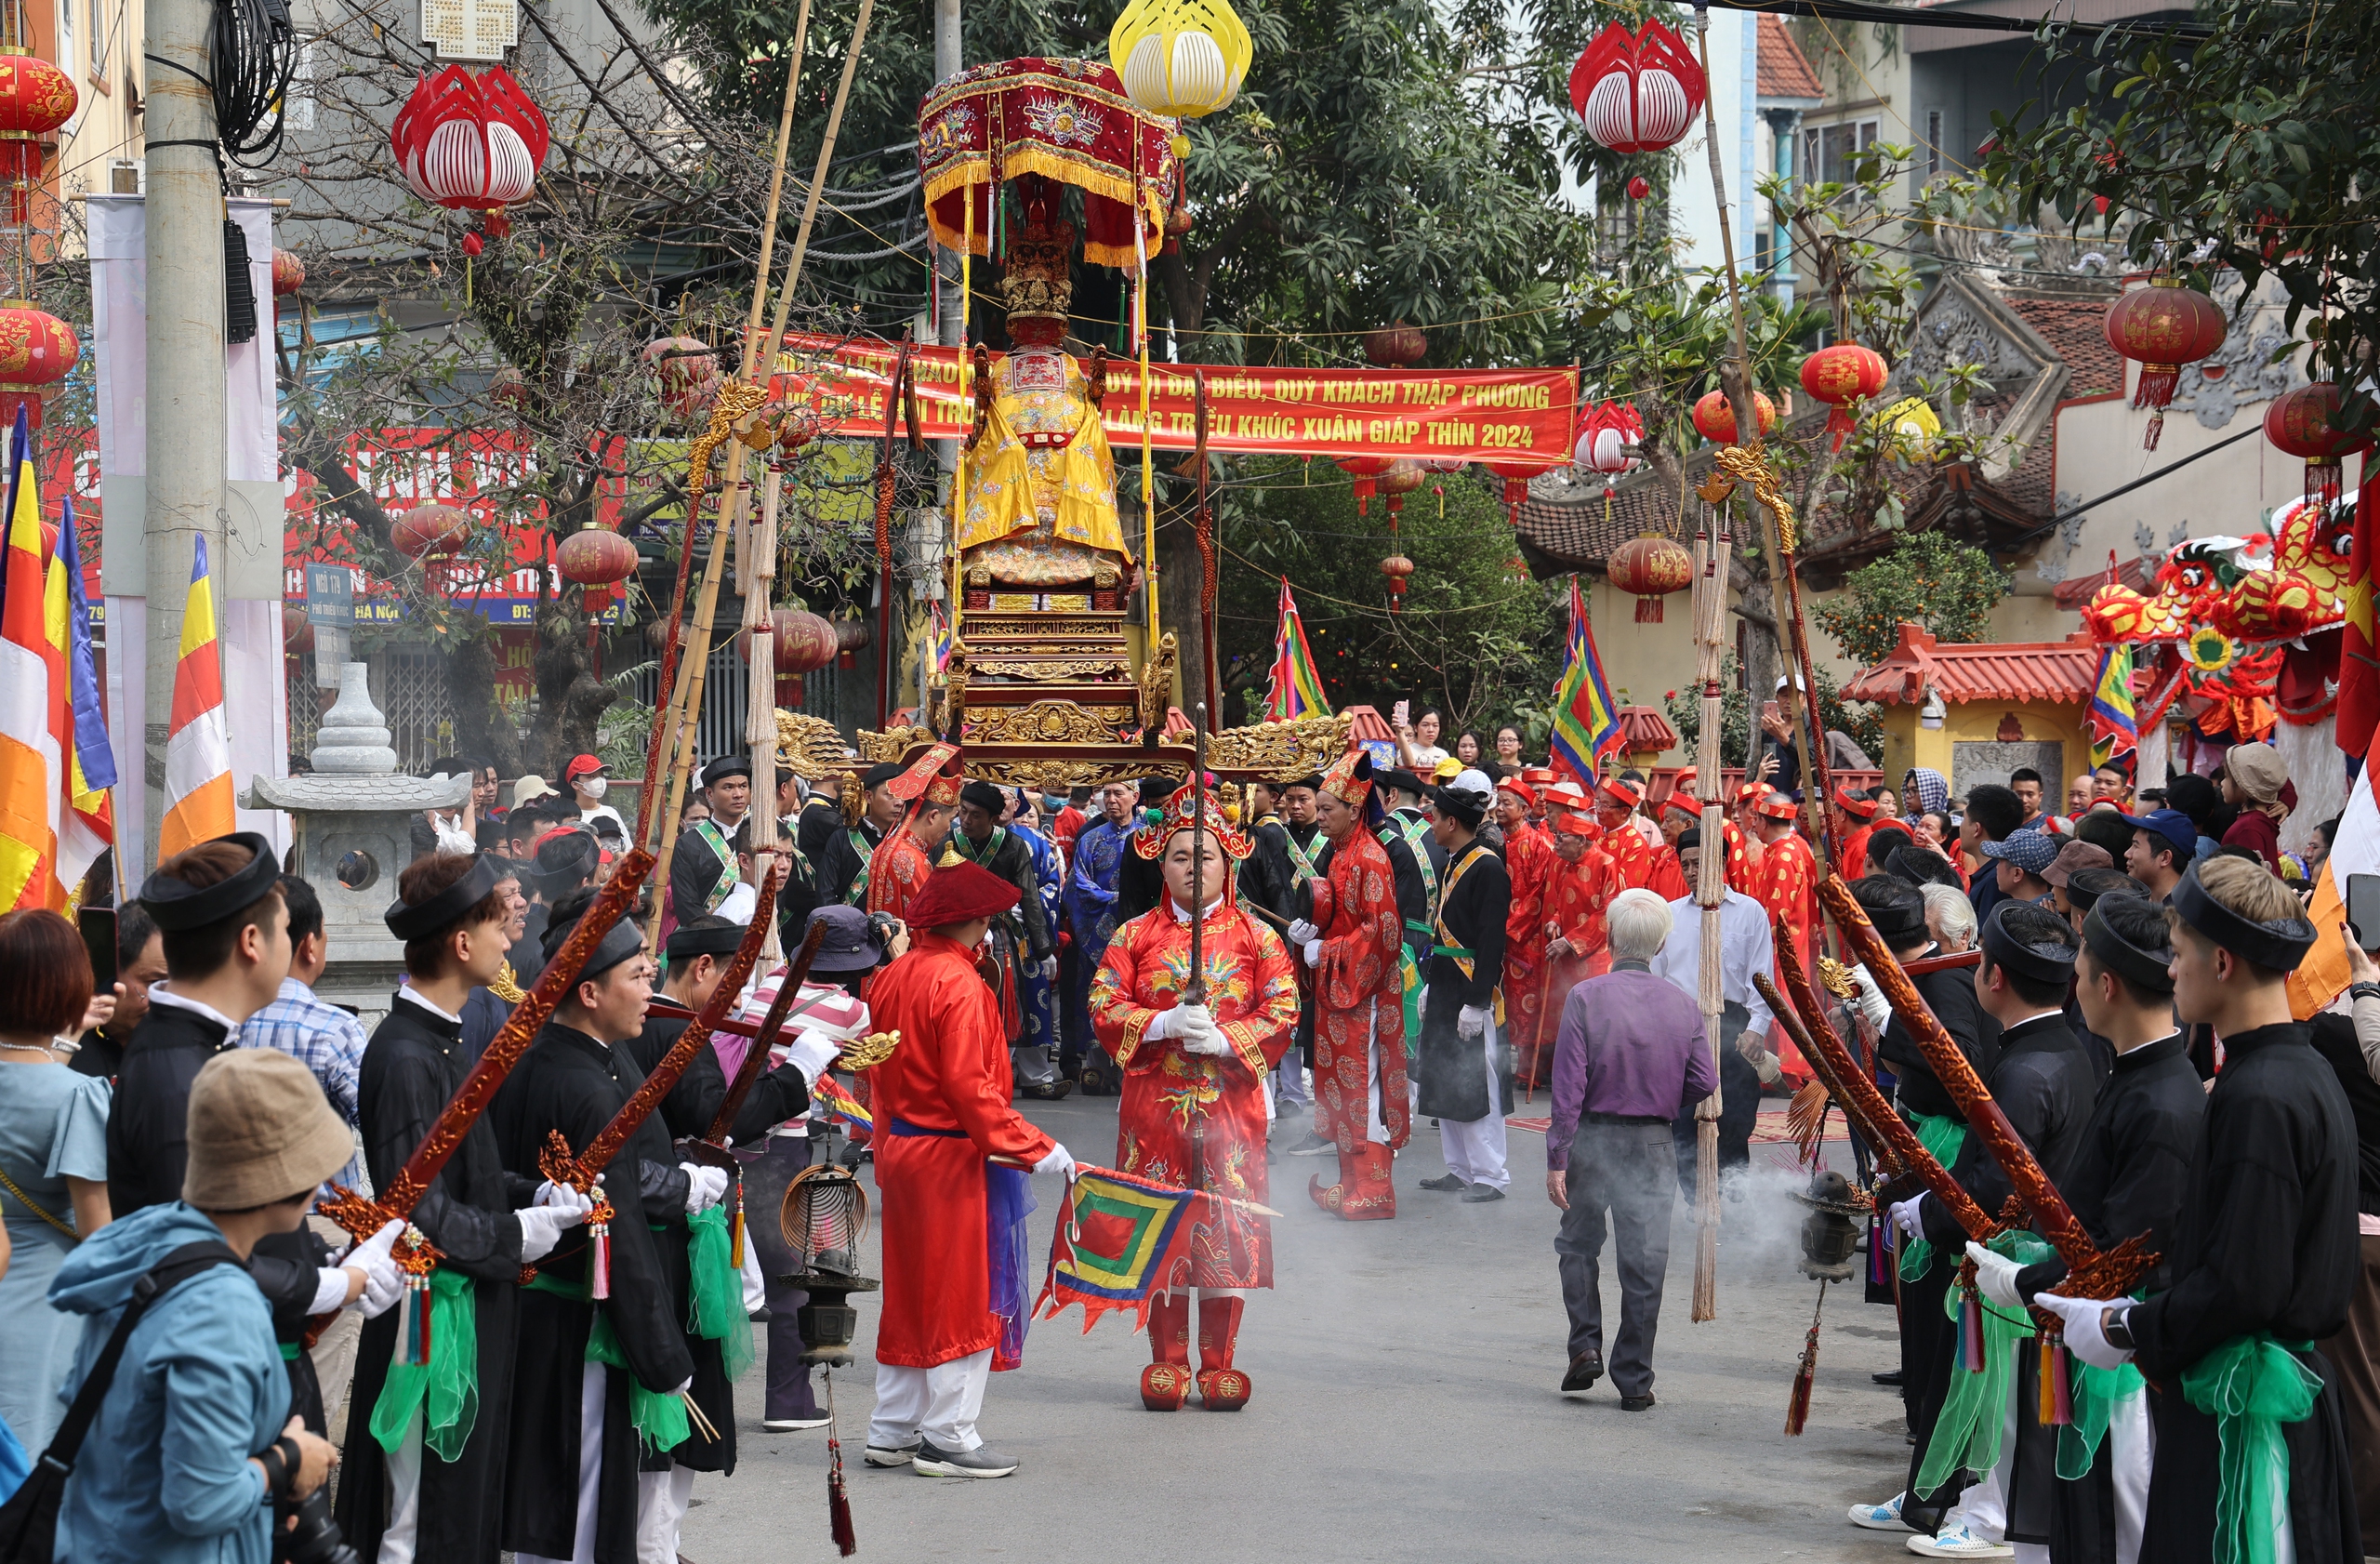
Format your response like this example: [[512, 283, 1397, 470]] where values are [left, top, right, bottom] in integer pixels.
[[1757, 16, 1825, 101], [2003, 293, 2126, 402], [2050, 551, 2149, 609], [1841, 621, 2103, 706]]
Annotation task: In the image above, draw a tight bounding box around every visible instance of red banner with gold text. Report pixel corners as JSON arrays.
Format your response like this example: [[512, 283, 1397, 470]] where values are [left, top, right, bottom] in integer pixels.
[[783, 334, 1578, 466]]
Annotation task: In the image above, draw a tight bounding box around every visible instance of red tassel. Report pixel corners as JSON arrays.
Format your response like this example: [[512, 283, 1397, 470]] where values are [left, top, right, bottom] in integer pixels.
[[1785, 1361, 1815, 1436], [827, 1442, 856, 1556], [1960, 1290, 1986, 1372], [2046, 1340, 2074, 1426], [1826, 404, 1855, 453], [1635, 594, 1663, 623]]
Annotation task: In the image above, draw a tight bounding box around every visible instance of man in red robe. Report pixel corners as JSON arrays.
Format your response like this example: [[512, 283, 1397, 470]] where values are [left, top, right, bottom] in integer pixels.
[[1091, 781, 1299, 1412], [866, 742, 964, 929], [1596, 778, 1657, 890], [1752, 789, 1823, 972], [865, 857, 1073, 1479], [1529, 799, 1620, 1090], [1831, 783, 1883, 879], [1289, 751, 1409, 1220], [1497, 775, 1558, 1092], [1730, 781, 1771, 893]]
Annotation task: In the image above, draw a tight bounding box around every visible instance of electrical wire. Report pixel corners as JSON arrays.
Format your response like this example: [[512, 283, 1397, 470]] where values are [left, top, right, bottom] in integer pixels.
[[212, 0, 298, 167]]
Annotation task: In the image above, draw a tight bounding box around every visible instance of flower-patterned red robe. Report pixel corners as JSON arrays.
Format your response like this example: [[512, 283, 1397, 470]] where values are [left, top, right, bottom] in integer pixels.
[[1091, 900, 1299, 1287], [1726, 818, 1765, 896], [866, 822, 939, 924], [1758, 829, 1823, 974], [1601, 817, 1654, 891], [1501, 820, 1557, 1076], [1529, 841, 1618, 1086], [1646, 842, 1689, 902], [1305, 827, 1408, 1154]]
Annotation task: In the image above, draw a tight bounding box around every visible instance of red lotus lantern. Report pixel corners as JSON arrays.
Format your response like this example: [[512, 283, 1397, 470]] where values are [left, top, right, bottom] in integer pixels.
[[1363, 322, 1428, 368], [1572, 400, 1646, 492], [747, 607, 840, 674], [2265, 382, 2374, 511], [2104, 278, 2227, 450], [389, 65, 550, 246], [271, 249, 305, 297], [1379, 457, 1426, 516], [642, 337, 721, 422], [0, 304, 79, 433], [0, 57, 73, 225], [555, 524, 638, 612], [1692, 388, 1776, 445], [1798, 342, 1889, 452], [1380, 553, 1415, 612], [1335, 455, 1395, 516], [392, 502, 471, 562], [1606, 534, 1695, 623], [1568, 20, 1706, 155]]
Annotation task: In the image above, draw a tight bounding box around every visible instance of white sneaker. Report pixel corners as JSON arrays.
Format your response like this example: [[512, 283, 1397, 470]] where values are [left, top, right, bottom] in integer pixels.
[[862, 1440, 919, 1467], [762, 1413, 832, 1431], [1849, 1494, 1914, 1531], [1907, 1524, 2015, 1558]]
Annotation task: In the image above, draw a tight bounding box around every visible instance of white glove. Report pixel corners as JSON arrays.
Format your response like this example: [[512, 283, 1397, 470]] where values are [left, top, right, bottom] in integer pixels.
[[1039, 956, 1058, 980], [1302, 938, 1322, 968], [1287, 918, 1318, 946], [308, 1266, 353, 1315], [1149, 1001, 1212, 1043], [535, 1179, 594, 1218], [783, 1029, 841, 1085], [681, 1163, 730, 1214], [1963, 1240, 2026, 1311], [1888, 1194, 1928, 1240], [668, 1376, 694, 1396], [347, 1220, 406, 1319], [1032, 1142, 1078, 1179], [1849, 964, 1891, 1033], [517, 1205, 577, 1264], [2035, 1292, 2135, 1371], [1176, 1003, 1230, 1056], [1458, 1004, 1489, 1040]]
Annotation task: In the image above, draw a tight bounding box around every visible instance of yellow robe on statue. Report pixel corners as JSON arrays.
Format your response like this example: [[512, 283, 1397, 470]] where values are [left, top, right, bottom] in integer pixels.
[[959, 348, 1130, 576]]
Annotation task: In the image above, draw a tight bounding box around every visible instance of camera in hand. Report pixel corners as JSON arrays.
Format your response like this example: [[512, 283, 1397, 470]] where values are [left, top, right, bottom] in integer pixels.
[[277, 1487, 360, 1564]]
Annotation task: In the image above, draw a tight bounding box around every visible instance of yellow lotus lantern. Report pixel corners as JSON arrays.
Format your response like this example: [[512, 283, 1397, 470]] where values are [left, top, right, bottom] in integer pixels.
[[1109, 0, 1253, 118], [1872, 394, 1942, 457]]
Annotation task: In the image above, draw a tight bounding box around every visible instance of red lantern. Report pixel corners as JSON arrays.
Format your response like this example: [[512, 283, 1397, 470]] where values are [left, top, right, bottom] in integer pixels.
[[834, 616, 871, 670], [1380, 553, 1415, 612], [1798, 342, 1889, 452], [642, 337, 721, 422], [1568, 20, 1706, 155], [1481, 457, 1557, 525], [555, 524, 638, 612], [392, 502, 471, 561], [746, 607, 840, 674], [753, 370, 820, 454], [1379, 457, 1425, 516], [2103, 279, 2227, 450], [389, 65, 550, 245], [0, 304, 78, 434], [1363, 322, 1427, 367], [2265, 383, 2374, 511], [1606, 534, 1695, 623], [283, 603, 313, 655], [0, 57, 73, 225], [1572, 400, 1646, 492], [1335, 455, 1395, 516], [490, 364, 527, 410], [1692, 388, 1776, 445], [1625, 175, 1651, 201], [271, 248, 305, 297]]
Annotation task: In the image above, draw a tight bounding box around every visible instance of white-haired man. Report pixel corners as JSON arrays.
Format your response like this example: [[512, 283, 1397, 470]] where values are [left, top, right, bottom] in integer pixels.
[[1544, 888, 1713, 1411], [1922, 882, 1978, 953]]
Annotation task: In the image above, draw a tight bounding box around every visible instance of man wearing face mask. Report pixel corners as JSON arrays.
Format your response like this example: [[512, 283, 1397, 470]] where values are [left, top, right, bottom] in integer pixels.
[[562, 754, 626, 833]]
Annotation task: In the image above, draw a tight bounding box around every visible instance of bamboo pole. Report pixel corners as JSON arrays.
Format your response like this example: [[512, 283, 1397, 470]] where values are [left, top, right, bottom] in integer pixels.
[[1686, 499, 1732, 1322]]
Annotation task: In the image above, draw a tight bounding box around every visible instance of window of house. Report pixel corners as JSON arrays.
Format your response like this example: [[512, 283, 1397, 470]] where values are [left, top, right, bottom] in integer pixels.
[[86, 0, 103, 80], [1925, 111, 1944, 181], [1800, 118, 1881, 187], [55, 0, 73, 96]]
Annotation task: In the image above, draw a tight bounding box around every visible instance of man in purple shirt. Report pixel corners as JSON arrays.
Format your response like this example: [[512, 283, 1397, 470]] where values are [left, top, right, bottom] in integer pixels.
[[1547, 888, 1714, 1410]]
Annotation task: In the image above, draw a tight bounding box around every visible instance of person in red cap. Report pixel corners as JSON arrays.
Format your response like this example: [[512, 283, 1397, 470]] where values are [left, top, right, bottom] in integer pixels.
[[1496, 775, 1558, 1091], [562, 753, 624, 833], [866, 742, 965, 932], [1529, 801, 1620, 1085], [1752, 789, 1822, 971], [1091, 781, 1299, 1410], [1289, 753, 1410, 1220], [864, 856, 1073, 1478], [1731, 782, 1772, 889], [1666, 770, 1755, 898], [1520, 765, 1556, 828], [1595, 778, 1656, 891], [1831, 783, 1884, 880]]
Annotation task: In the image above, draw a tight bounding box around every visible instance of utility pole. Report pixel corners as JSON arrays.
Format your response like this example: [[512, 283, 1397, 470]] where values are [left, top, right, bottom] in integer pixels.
[[142, 0, 226, 868]]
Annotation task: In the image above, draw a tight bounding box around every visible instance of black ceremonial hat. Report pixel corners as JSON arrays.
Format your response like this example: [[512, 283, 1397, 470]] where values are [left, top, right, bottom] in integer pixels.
[[701, 754, 753, 787], [2169, 858, 2318, 974], [1980, 899, 2081, 984], [383, 853, 499, 942], [2081, 895, 2175, 994], [665, 919, 747, 961], [139, 832, 280, 932]]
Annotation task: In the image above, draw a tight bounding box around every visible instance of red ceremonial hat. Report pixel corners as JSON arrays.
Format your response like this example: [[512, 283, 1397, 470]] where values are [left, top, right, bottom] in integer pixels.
[[1551, 809, 1599, 840], [1736, 781, 1772, 804], [1832, 783, 1880, 818], [1754, 790, 1800, 821], [1498, 776, 1539, 805], [886, 741, 965, 807], [903, 858, 1021, 929], [1130, 782, 1253, 862], [1319, 748, 1376, 810], [1540, 780, 1592, 815], [1662, 769, 1701, 816], [1521, 765, 1556, 789], [1600, 776, 1645, 809]]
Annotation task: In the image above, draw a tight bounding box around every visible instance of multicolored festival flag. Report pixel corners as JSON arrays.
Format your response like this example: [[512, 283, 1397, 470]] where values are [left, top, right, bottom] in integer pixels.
[[52, 500, 113, 895], [1547, 577, 1621, 786], [924, 599, 954, 674], [0, 408, 59, 908], [2291, 711, 2380, 1020], [810, 1074, 874, 1133], [2088, 643, 2137, 766], [1035, 1165, 1207, 1333], [159, 535, 237, 859], [1264, 577, 1330, 722]]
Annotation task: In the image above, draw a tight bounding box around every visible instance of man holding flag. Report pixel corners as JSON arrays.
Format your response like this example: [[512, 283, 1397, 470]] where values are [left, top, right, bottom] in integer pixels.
[[1549, 578, 1622, 789]]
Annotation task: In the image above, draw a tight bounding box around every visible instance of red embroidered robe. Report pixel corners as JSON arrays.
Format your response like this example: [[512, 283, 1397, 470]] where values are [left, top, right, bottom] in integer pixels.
[[1646, 843, 1689, 902], [1306, 827, 1409, 1154], [1532, 844, 1619, 1085], [1726, 818, 1765, 896], [1840, 821, 1877, 880], [1501, 821, 1557, 1071], [1758, 829, 1823, 973], [1091, 899, 1299, 1287], [1601, 817, 1655, 891], [866, 822, 938, 923]]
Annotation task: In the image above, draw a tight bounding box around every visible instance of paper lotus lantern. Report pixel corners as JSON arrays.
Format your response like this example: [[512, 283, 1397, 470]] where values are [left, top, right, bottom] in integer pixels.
[[1872, 394, 1942, 457], [1364, 322, 1428, 367], [1568, 20, 1706, 156], [1573, 400, 1646, 492], [0, 304, 78, 433], [1335, 454, 1395, 517], [641, 337, 721, 422], [1798, 342, 1888, 452], [2264, 382, 2373, 511], [1692, 388, 1776, 445], [392, 502, 471, 561], [1606, 534, 1694, 623], [747, 607, 840, 674], [1379, 553, 1415, 612], [555, 524, 638, 611], [2103, 278, 2227, 450], [390, 65, 550, 245], [0, 56, 73, 225], [1109, 0, 1251, 119]]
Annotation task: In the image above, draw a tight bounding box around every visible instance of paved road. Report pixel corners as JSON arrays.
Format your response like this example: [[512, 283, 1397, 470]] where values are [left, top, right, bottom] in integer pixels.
[[682, 1096, 1917, 1564]]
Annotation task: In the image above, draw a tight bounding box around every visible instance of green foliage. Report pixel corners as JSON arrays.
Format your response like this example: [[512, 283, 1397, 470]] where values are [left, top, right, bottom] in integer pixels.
[[1814, 532, 2011, 669], [1662, 656, 1884, 771]]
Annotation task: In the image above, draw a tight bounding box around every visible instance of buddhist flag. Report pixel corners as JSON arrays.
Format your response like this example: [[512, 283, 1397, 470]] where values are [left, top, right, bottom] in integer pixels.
[[1548, 576, 1620, 786], [52, 501, 112, 894], [1264, 577, 1330, 722], [2088, 643, 2137, 765], [0, 408, 59, 908], [1035, 1165, 1207, 1334], [2292, 711, 2380, 1019], [159, 535, 236, 859]]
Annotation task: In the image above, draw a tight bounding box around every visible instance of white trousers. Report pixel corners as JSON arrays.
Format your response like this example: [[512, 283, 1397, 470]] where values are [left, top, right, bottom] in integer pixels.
[[870, 1347, 992, 1453], [1360, 1003, 1391, 1146], [376, 1410, 424, 1564], [1435, 1017, 1508, 1188], [2109, 1382, 2152, 1564], [517, 1360, 606, 1564], [635, 1464, 697, 1564], [740, 1234, 766, 1315]]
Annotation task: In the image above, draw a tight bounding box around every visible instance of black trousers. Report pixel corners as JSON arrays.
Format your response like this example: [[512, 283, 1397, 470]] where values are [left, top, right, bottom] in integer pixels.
[[1555, 1118, 1677, 1399], [738, 1133, 822, 1420]]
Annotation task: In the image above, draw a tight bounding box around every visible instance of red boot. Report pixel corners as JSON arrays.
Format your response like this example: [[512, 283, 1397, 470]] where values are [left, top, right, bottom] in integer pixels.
[[1340, 1143, 1397, 1220], [1196, 1295, 1250, 1411], [1140, 1292, 1191, 1411], [1309, 1146, 1355, 1213]]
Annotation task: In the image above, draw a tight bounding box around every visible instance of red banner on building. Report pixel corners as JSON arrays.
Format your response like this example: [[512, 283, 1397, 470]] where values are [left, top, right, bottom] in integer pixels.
[[787, 335, 1579, 466]]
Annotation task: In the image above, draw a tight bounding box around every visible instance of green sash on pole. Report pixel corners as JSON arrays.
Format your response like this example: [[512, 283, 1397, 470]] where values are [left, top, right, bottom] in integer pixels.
[[1914, 1229, 2052, 1499], [2182, 1332, 2321, 1564], [369, 1268, 480, 1460], [1896, 1112, 1970, 1282], [685, 1204, 755, 1380]]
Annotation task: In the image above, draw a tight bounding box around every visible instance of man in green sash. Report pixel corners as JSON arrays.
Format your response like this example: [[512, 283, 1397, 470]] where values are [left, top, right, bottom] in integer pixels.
[[339, 851, 593, 1564], [820, 762, 904, 908], [2039, 857, 2361, 1564], [669, 755, 756, 926]]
